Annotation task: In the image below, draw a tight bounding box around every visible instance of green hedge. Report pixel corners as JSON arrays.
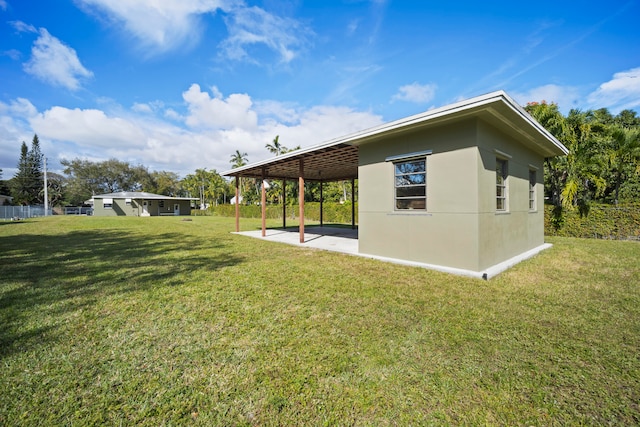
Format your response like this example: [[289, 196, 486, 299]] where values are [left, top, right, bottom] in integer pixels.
[[544, 203, 640, 240], [207, 202, 358, 224]]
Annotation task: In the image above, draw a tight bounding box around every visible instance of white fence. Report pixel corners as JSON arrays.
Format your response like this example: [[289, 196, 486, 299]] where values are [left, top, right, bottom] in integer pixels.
[[63, 206, 93, 215], [0, 206, 53, 220]]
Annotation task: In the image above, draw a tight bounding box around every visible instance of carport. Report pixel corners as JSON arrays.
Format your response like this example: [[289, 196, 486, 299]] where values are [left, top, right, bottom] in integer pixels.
[[222, 142, 360, 244]]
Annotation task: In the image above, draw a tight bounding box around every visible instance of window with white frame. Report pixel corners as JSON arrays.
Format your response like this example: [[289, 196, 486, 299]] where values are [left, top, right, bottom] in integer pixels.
[[103, 198, 113, 209], [125, 198, 132, 206], [496, 158, 508, 211], [529, 169, 537, 211], [394, 158, 427, 210]]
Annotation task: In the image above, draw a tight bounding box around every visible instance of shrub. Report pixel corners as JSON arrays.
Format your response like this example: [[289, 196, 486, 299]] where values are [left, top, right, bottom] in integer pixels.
[[544, 203, 640, 240], [209, 202, 358, 224]]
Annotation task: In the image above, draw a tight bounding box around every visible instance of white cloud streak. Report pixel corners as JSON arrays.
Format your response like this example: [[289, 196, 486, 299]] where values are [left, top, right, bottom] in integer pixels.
[[77, 0, 234, 54], [219, 5, 313, 63], [23, 28, 93, 91], [76, 0, 312, 63], [10, 20, 37, 33]]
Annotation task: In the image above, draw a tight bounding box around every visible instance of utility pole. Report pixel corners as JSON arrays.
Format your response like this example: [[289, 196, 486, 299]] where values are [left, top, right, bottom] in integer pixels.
[[44, 157, 49, 216]]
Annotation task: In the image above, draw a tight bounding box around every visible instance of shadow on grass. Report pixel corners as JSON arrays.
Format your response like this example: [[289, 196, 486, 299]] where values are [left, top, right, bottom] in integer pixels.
[[0, 228, 242, 359]]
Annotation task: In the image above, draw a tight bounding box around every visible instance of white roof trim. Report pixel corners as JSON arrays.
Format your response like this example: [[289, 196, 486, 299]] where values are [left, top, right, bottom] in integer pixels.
[[385, 149, 433, 162]]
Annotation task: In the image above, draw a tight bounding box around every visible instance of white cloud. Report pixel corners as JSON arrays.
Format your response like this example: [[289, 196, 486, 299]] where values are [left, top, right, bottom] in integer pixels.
[[1, 97, 38, 118], [219, 5, 313, 64], [10, 20, 37, 33], [77, 0, 234, 54], [587, 67, 640, 112], [3, 49, 21, 60], [346, 19, 359, 36], [164, 108, 182, 121], [0, 85, 384, 177], [271, 105, 383, 151], [0, 0, 7, 10], [392, 82, 437, 103], [511, 69, 640, 114], [23, 28, 93, 91], [182, 84, 258, 130], [511, 84, 582, 113], [0, 99, 40, 176], [132, 103, 153, 114], [76, 0, 311, 62], [31, 107, 145, 149]]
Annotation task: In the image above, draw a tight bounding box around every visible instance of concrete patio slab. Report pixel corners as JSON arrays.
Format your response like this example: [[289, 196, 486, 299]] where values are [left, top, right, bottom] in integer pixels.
[[233, 226, 359, 254]]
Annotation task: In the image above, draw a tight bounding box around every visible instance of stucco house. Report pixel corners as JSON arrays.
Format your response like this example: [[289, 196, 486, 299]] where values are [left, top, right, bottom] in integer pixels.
[[222, 91, 568, 278], [91, 192, 197, 217], [0, 194, 12, 205]]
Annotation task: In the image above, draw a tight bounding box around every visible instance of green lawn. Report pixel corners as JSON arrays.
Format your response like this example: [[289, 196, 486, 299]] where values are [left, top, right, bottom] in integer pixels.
[[1, 216, 639, 425]]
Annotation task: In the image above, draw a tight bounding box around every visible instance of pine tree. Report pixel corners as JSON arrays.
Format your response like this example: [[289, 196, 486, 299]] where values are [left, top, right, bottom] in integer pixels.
[[28, 134, 44, 204], [12, 142, 32, 205], [11, 135, 44, 205]]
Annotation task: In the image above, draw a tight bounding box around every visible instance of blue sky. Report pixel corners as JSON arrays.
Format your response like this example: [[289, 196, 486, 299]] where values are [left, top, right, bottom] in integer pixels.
[[1, 0, 639, 178]]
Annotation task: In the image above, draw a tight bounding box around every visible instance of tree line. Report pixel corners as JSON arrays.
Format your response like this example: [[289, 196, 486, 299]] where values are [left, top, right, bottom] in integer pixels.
[[525, 103, 640, 212], [2, 107, 638, 211], [0, 134, 235, 208]]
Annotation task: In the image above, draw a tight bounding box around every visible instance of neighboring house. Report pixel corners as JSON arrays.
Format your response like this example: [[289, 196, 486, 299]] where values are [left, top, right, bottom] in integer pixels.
[[91, 192, 197, 217], [222, 91, 568, 278], [0, 194, 12, 205]]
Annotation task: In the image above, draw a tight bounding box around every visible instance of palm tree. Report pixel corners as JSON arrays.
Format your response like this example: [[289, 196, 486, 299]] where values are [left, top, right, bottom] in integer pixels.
[[265, 135, 286, 156], [560, 110, 611, 212], [608, 126, 640, 204], [525, 102, 569, 207], [230, 150, 248, 168]]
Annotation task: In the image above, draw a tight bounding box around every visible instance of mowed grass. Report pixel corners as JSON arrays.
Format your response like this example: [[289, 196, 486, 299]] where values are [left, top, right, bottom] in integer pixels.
[[0, 216, 639, 426]]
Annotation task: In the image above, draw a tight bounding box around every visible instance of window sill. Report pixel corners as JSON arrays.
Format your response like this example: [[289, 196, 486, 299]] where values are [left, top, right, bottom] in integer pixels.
[[388, 211, 432, 216]]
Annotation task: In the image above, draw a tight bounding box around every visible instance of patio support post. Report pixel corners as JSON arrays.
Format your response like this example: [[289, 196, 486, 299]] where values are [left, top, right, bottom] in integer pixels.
[[299, 159, 305, 243], [320, 179, 324, 227], [261, 168, 266, 237], [351, 178, 356, 229], [235, 176, 240, 232], [282, 179, 286, 229]]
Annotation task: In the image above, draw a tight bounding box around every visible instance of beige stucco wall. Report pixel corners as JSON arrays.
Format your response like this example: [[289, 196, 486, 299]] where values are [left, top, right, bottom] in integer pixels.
[[358, 119, 483, 271], [358, 118, 547, 273], [476, 122, 545, 269]]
